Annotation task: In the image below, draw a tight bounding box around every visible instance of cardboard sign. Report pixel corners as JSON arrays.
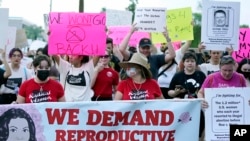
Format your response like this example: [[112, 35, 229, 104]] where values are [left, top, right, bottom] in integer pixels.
[[151, 7, 193, 43], [15, 29, 28, 48], [201, 1, 240, 51], [205, 88, 250, 141], [232, 28, 250, 62], [48, 12, 106, 55], [134, 7, 166, 32], [106, 9, 132, 26]]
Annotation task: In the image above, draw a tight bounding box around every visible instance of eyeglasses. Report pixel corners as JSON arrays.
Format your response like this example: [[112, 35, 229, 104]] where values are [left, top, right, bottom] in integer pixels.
[[100, 55, 110, 58]]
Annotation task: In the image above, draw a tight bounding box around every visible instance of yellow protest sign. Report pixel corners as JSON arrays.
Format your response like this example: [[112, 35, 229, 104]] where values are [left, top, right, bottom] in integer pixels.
[[152, 7, 193, 43]]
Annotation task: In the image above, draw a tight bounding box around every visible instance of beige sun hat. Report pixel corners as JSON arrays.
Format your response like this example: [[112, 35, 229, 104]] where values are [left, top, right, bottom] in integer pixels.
[[119, 53, 152, 78]]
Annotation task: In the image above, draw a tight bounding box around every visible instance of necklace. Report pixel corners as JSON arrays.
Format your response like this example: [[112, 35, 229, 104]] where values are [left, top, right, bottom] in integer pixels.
[[132, 80, 142, 92]]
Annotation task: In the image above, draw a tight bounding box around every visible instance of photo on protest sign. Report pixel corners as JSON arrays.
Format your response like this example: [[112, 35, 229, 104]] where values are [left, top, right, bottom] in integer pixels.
[[201, 1, 240, 51], [134, 7, 166, 32], [205, 88, 250, 141]]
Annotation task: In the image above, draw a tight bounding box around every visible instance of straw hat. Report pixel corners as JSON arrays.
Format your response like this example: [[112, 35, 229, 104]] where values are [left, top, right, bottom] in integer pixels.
[[119, 53, 152, 78]]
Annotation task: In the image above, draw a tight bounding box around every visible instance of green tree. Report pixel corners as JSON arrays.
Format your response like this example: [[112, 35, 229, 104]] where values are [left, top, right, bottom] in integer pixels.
[[23, 25, 44, 40], [125, 0, 138, 22]]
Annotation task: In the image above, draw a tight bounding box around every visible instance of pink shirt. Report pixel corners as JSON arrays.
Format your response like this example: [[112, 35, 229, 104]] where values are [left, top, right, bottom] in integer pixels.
[[201, 72, 246, 88]]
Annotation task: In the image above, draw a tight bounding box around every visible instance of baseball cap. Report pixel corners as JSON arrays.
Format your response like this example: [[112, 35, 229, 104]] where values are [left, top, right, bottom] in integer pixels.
[[139, 38, 152, 48]]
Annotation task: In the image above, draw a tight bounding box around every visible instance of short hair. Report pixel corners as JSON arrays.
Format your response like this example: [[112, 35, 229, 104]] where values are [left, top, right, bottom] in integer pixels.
[[9, 48, 23, 58], [106, 37, 113, 45], [32, 54, 51, 68], [36, 48, 44, 55], [0, 108, 36, 141], [219, 55, 235, 66], [182, 52, 197, 63], [214, 10, 226, 17]]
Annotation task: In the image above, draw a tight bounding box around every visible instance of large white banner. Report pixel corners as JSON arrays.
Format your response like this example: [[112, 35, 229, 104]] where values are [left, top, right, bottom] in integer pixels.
[[205, 88, 250, 141], [201, 1, 240, 51], [134, 7, 166, 32], [0, 100, 201, 141], [0, 8, 9, 49]]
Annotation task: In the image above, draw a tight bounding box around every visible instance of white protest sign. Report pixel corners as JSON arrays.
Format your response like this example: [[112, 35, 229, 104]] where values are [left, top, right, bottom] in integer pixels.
[[6, 26, 17, 60], [106, 9, 132, 26], [205, 87, 250, 141], [134, 7, 166, 32], [0, 8, 9, 49], [201, 1, 240, 51]]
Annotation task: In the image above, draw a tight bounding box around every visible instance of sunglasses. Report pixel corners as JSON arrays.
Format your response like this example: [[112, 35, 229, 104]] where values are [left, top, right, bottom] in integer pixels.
[[100, 55, 110, 58]]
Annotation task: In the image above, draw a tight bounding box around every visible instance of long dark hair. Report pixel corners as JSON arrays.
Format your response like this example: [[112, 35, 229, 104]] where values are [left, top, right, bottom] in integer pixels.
[[0, 108, 36, 141]]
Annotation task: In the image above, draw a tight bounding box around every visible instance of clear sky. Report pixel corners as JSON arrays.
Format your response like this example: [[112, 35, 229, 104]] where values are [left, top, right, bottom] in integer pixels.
[[1, 0, 249, 29]]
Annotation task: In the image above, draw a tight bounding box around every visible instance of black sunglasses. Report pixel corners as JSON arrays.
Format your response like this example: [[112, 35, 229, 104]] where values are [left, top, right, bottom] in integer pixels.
[[100, 55, 110, 58]]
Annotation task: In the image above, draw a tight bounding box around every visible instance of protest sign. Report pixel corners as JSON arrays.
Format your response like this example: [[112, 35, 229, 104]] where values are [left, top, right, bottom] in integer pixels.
[[134, 7, 166, 32], [205, 88, 250, 141], [151, 7, 193, 43], [0, 100, 201, 141], [108, 26, 150, 46], [15, 29, 28, 48], [48, 12, 106, 55], [232, 28, 250, 62], [6, 27, 17, 60], [106, 9, 132, 26], [201, 1, 240, 51], [0, 8, 9, 49]]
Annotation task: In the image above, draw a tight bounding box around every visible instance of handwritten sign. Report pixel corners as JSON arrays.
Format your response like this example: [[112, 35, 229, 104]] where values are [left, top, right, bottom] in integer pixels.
[[151, 7, 193, 43], [201, 1, 240, 51], [134, 7, 166, 32], [106, 9, 132, 26], [0, 8, 9, 49], [232, 28, 250, 62], [0, 100, 201, 141], [205, 88, 250, 141], [108, 26, 150, 46], [48, 12, 106, 55]]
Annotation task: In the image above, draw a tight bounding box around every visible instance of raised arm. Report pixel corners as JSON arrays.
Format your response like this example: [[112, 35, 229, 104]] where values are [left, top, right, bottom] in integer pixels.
[[163, 27, 176, 62], [1, 46, 11, 78], [119, 23, 138, 61]]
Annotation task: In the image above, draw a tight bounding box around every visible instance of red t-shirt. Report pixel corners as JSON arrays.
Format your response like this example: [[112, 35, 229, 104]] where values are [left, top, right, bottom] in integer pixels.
[[19, 78, 64, 103], [117, 78, 162, 100], [92, 68, 119, 97]]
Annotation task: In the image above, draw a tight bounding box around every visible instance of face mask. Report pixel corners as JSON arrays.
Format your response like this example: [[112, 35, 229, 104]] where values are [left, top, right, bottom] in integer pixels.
[[37, 70, 50, 81], [126, 67, 137, 77], [242, 72, 250, 78]]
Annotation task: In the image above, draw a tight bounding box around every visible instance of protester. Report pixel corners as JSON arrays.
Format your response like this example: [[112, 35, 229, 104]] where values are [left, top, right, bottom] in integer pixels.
[[0, 48, 33, 104], [14, 55, 65, 103], [91, 51, 119, 101], [168, 52, 206, 140], [119, 24, 176, 80], [236, 58, 250, 86], [114, 53, 163, 100], [53, 54, 97, 102]]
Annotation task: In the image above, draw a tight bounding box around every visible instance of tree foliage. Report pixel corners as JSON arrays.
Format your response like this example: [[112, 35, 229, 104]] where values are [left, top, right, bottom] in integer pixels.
[[125, 0, 138, 22], [23, 25, 44, 40]]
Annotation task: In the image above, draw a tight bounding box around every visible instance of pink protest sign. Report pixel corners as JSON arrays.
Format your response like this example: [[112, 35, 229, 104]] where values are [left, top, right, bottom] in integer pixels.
[[108, 26, 150, 47], [49, 12, 106, 55], [232, 28, 250, 62]]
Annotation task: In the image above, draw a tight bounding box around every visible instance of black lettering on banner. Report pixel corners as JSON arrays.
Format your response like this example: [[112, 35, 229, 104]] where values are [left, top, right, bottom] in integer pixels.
[[230, 124, 250, 141], [233, 30, 250, 61]]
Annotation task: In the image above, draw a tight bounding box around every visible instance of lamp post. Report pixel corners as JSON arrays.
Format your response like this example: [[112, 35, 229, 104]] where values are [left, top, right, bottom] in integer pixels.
[[79, 0, 84, 12]]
